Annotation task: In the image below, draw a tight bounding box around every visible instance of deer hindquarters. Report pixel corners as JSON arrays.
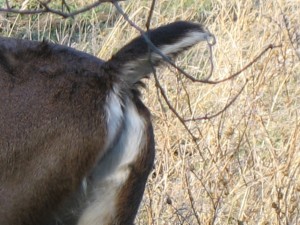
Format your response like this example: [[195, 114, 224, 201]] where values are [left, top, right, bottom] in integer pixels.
[[77, 94, 155, 225]]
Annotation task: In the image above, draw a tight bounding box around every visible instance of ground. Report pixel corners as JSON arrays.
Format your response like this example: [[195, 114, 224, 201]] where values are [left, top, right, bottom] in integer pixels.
[[1, 0, 299, 224]]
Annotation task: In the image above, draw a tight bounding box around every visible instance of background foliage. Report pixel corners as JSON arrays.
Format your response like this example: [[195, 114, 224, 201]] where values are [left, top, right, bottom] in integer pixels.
[[1, 0, 299, 224]]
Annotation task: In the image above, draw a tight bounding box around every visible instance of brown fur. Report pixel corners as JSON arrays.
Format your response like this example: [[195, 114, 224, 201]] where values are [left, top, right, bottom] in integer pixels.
[[0, 21, 206, 225], [113, 97, 155, 225], [0, 38, 117, 224]]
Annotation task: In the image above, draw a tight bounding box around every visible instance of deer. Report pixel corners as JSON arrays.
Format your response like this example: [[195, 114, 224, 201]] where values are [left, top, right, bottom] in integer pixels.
[[0, 21, 212, 225]]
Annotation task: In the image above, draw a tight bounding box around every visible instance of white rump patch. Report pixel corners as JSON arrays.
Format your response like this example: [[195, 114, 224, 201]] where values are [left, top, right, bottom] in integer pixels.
[[77, 96, 146, 225], [104, 85, 123, 147]]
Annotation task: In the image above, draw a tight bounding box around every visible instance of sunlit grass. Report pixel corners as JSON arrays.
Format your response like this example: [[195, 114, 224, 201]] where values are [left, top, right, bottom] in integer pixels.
[[1, 0, 300, 224]]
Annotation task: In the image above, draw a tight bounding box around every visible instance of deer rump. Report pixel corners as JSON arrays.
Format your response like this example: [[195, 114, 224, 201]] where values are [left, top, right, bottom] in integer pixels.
[[0, 21, 208, 225]]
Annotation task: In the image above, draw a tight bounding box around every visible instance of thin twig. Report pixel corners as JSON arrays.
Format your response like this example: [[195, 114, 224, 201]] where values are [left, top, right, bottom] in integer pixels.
[[112, 0, 213, 84], [177, 44, 280, 84], [146, 0, 156, 30], [152, 65, 206, 161], [153, 68, 199, 141], [113, 1, 280, 86], [185, 173, 201, 225], [282, 14, 300, 60], [0, 0, 124, 18], [204, 39, 215, 80], [111, 0, 282, 159], [190, 169, 216, 209], [61, 0, 71, 13], [184, 80, 248, 122]]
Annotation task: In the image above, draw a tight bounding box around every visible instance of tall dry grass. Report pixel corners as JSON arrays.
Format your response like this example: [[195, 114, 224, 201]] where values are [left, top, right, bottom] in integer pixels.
[[1, 0, 300, 224]]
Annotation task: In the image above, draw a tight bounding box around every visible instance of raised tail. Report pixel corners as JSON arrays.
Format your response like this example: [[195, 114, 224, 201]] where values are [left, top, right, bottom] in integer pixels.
[[105, 21, 213, 84]]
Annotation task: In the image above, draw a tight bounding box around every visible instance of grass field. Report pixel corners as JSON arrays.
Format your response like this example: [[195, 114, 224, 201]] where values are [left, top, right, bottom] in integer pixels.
[[1, 0, 299, 224]]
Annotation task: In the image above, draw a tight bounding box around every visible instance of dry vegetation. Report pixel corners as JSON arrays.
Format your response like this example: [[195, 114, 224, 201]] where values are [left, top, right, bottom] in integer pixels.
[[1, 0, 300, 224]]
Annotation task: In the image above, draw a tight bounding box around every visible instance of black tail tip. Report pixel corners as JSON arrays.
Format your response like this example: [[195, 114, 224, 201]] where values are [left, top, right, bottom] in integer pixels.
[[147, 20, 214, 55], [106, 21, 214, 84]]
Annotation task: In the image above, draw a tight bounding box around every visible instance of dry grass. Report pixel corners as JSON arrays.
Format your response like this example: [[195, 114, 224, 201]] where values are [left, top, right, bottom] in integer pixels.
[[1, 0, 300, 224]]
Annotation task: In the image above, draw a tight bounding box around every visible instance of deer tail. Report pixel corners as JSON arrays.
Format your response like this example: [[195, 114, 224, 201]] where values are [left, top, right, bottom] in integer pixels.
[[105, 21, 213, 84]]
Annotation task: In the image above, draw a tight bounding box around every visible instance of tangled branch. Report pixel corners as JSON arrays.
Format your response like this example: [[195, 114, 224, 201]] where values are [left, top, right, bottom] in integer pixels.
[[0, 0, 124, 18], [112, 0, 281, 128], [0, 0, 281, 143]]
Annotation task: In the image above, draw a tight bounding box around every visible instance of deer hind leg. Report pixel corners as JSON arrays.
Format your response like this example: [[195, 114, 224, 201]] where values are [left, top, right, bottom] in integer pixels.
[[77, 94, 155, 225]]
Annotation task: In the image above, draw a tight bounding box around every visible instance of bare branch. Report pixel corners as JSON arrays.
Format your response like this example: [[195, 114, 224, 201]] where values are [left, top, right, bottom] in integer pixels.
[[2, 0, 282, 158], [152, 67, 199, 141], [185, 173, 201, 225], [184, 80, 248, 122], [112, 1, 280, 86], [152, 65, 206, 161], [61, 0, 71, 13], [0, 0, 125, 18], [111, 0, 282, 155], [282, 14, 300, 60], [176, 44, 280, 84], [146, 0, 156, 30], [112, 0, 215, 84], [202, 39, 215, 80]]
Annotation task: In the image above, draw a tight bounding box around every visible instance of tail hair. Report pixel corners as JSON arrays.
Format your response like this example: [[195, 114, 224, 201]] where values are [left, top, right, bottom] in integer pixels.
[[105, 21, 213, 84]]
